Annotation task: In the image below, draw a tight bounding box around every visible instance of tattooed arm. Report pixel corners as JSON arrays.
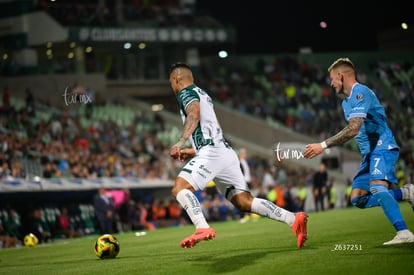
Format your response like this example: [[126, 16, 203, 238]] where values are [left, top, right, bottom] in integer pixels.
[[325, 117, 363, 147], [182, 101, 200, 141], [170, 100, 200, 159], [303, 117, 364, 159]]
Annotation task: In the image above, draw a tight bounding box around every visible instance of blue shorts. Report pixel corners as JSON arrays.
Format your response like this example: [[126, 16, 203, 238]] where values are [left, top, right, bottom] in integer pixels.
[[352, 149, 399, 192]]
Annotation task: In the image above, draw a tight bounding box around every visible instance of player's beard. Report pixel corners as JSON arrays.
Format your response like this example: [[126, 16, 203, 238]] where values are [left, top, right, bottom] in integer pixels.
[[335, 80, 345, 96], [337, 85, 345, 95], [337, 76, 347, 96], [332, 84, 346, 99]]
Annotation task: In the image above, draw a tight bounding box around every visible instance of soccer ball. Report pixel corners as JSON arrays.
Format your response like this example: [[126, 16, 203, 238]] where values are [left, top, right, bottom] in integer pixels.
[[94, 234, 120, 259], [24, 233, 39, 247]]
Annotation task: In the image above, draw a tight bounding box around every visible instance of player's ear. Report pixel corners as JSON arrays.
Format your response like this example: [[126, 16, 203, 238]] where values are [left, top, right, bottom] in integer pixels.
[[171, 74, 178, 84], [176, 75, 182, 85]]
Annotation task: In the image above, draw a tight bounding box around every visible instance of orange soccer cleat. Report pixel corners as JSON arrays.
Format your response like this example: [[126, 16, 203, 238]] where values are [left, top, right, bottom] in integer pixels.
[[291, 212, 308, 248], [180, 227, 216, 248]]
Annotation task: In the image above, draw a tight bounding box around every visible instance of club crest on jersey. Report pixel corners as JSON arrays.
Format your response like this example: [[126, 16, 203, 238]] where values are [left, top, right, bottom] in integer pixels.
[[356, 93, 363, 101]]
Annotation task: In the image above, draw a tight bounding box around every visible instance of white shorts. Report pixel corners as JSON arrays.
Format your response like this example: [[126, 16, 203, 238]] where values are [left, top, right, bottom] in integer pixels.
[[178, 143, 250, 200]]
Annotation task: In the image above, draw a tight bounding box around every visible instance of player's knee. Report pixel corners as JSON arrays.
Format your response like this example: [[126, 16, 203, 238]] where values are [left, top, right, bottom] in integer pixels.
[[171, 187, 178, 198], [172, 177, 194, 198], [351, 195, 369, 209], [369, 183, 387, 195], [231, 192, 253, 212], [238, 202, 252, 213]]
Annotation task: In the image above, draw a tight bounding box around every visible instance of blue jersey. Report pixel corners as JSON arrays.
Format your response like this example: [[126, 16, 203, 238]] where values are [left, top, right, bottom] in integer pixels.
[[341, 83, 399, 155]]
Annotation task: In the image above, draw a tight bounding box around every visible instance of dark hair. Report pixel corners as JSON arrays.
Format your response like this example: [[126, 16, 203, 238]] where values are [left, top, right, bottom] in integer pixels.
[[169, 62, 191, 74]]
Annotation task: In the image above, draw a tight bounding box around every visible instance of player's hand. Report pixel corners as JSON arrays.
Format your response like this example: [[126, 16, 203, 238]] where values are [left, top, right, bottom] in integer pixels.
[[170, 145, 181, 160], [170, 138, 187, 160], [178, 148, 195, 162], [303, 143, 324, 159]]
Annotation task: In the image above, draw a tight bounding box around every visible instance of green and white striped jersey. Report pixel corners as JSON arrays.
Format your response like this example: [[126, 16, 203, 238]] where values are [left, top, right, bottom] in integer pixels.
[[177, 84, 223, 151]]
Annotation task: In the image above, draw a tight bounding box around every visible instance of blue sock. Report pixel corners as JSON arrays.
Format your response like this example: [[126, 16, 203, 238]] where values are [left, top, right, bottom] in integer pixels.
[[361, 189, 403, 208], [370, 184, 407, 231]]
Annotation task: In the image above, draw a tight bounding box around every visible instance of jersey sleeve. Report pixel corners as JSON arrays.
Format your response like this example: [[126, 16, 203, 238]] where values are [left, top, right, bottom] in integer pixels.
[[178, 88, 200, 112], [348, 85, 372, 119]]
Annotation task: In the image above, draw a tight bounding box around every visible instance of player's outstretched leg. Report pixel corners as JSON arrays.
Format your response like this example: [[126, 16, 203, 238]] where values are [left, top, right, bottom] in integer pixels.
[[176, 189, 216, 248], [250, 198, 308, 248], [370, 184, 414, 245]]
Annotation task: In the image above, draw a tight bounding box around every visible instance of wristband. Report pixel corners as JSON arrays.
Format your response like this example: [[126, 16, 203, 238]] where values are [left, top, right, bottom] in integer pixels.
[[320, 141, 327, 149]]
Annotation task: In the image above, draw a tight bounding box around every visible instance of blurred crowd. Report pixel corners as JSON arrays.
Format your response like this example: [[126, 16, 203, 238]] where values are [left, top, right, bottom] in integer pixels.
[[0, 88, 177, 181]]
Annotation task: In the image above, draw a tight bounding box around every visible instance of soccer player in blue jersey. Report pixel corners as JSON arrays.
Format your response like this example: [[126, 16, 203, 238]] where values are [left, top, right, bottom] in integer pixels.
[[303, 57, 414, 245], [169, 62, 308, 249]]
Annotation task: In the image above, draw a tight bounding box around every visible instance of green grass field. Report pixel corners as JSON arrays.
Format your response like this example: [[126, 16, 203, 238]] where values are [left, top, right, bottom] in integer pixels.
[[1, 204, 414, 275]]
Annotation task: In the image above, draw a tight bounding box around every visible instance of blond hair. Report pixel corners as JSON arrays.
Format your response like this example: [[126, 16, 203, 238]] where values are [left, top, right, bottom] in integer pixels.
[[328, 57, 355, 73]]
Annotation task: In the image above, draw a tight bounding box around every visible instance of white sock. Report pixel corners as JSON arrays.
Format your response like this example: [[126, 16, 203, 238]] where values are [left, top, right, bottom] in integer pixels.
[[176, 189, 209, 229], [251, 198, 295, 226], [397, 229, 411, 234], [401, 186, 410, 200]]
